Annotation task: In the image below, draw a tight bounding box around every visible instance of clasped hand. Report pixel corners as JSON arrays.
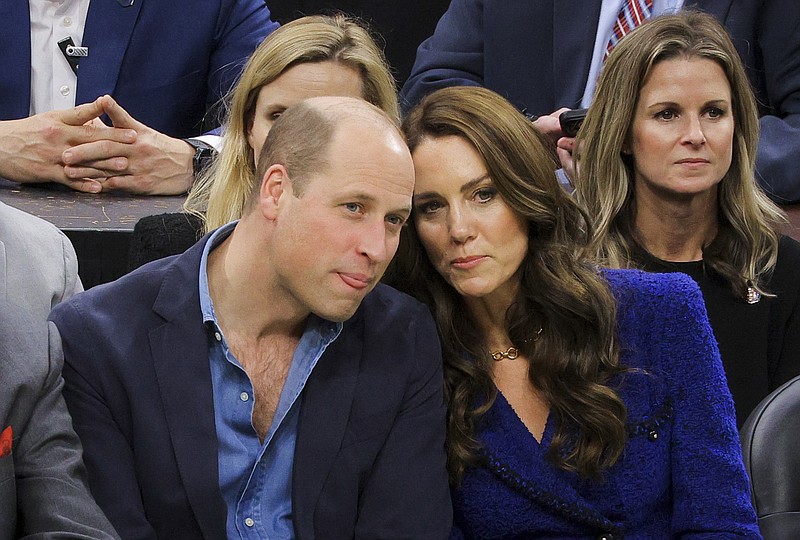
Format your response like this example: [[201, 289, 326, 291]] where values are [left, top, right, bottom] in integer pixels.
[[0, 95, 194, 195]]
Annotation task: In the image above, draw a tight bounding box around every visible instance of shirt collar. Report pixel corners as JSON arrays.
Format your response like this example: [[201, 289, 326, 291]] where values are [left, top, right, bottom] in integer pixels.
[[197, 221, 342, 339], [199, 221, 237, 324]]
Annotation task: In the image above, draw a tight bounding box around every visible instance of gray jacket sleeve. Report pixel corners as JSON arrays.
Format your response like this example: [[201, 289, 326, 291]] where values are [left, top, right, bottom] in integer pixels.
[[0, 314, 118, 539]]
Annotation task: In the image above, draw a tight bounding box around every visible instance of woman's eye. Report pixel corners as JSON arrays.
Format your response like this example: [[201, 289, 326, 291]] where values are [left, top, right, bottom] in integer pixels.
[[417, 201, 442, 214], [706, 107, 725, 119], [656, 109, 676, 120], [475, 188, 496, 202], [344, 202, 362, 213]]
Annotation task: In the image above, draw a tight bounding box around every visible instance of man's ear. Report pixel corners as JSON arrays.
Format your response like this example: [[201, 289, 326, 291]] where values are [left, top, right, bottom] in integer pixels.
[[258, 164, 292, 221]]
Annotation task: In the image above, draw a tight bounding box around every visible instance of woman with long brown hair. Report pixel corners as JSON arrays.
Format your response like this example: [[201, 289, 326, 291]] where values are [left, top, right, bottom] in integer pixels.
[[575, 11, 800, 426], [388, 85, 759, 537]]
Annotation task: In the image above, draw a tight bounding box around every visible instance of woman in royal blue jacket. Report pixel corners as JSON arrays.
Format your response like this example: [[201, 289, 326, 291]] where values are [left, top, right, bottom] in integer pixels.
[[387, 83, 760, 537]]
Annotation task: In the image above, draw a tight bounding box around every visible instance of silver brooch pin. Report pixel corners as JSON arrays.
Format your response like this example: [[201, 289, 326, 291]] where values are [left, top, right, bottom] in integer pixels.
[[746, 281, 761, 304]]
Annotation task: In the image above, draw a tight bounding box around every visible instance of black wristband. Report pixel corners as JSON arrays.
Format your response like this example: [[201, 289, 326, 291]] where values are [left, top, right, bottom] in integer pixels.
[[184, 138, 215, 178]]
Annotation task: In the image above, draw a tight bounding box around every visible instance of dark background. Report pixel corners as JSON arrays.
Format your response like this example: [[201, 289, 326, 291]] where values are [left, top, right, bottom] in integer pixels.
[[266, 1, 451, 87]]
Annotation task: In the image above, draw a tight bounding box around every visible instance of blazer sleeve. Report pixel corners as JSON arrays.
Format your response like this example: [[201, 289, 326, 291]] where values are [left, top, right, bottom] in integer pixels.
[[51, 303, 159, 540], [353, 305, 452, 539], [205, 0, 279, 121], [14, 322, 118, 539], [57, 229, 83, 305], [752, 0, 800, 203], [399, 0, 485, 113], [660, 276, 761, 537]]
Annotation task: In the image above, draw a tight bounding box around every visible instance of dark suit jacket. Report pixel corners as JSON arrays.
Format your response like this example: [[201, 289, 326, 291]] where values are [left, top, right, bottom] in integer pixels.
[[0, 0, 278, 137], [49, 233, 451, 539], [0, 304, 118, 539], [400, 0, 800, 202]]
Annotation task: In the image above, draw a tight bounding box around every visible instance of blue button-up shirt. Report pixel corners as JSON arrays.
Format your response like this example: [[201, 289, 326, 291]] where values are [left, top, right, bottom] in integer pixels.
[[199, 223, 342, 539]]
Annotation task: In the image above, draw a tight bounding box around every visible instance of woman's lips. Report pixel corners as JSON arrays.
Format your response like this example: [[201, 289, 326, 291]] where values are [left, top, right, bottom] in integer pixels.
[[675, 158, 710, 165], [451, 255, 487, 270]]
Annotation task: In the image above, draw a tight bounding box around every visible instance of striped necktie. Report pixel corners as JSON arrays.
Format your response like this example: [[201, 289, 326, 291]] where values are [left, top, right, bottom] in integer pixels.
[[604, 0, 654, 60]]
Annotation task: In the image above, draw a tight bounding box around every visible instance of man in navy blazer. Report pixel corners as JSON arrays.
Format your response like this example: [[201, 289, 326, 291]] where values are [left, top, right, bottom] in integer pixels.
[[50, 97, 451, 539], [0, 0, 277, 194], [400, 0, 800, 203]]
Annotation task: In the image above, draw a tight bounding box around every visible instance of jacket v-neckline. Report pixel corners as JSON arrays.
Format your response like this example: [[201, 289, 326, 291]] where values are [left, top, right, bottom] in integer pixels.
[[495, 389, 555, 447], [476, 389, 621, 533]]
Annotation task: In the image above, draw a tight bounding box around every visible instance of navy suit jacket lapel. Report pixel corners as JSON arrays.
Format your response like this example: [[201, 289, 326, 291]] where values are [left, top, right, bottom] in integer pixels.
[[78, 0, 144, 104], [0, 0, 31, 119], [291, 312, 363, 538], [552, 0, 602, 109], [149, 237, 226, 539]]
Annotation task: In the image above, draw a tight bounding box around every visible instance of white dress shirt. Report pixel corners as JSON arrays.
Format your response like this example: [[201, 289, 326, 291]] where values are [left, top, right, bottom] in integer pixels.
[[29, 0, 90, 114]]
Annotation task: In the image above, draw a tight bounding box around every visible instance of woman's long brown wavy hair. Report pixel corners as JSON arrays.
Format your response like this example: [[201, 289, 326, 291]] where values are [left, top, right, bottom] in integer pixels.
[[387, 86, 627, 482], [574, 11, 785, 298]]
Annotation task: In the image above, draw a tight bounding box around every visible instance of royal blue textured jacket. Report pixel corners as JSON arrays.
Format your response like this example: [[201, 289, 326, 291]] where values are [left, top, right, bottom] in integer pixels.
[[452, 269, 760, 539]]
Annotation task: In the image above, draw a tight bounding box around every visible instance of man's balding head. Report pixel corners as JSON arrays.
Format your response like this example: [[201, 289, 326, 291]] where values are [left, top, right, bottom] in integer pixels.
[[241, 95, 414, 322], [250, 96, 403, 203]]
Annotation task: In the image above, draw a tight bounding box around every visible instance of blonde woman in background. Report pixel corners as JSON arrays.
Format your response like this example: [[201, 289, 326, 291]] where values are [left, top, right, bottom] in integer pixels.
[[574, 11, 800, 427], [185, 14, 398, 229]]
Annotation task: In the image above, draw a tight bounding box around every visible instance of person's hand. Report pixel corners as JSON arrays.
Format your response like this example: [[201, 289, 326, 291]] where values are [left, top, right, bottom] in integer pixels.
[[531, 107, 570, 142], [0, 97, 137, 193], [62, 95, 195, 195], [529, 107, 579, 183], [556, 136, 577, 183]]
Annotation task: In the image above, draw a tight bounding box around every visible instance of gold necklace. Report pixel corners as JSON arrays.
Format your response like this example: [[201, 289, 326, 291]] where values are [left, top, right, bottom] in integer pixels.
[[489, 327, 542, 362], [490, 346, 520, 361]]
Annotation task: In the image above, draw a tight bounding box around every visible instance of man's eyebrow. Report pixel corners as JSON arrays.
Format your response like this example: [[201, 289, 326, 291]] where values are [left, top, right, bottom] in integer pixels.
[[340, 191, 377, 203], [341, 191, 412, 214]]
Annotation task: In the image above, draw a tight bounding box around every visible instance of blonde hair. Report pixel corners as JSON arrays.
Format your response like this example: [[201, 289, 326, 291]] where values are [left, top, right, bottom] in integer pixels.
[[574, 11, 785, 298], [185, 14, 398, 230]]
